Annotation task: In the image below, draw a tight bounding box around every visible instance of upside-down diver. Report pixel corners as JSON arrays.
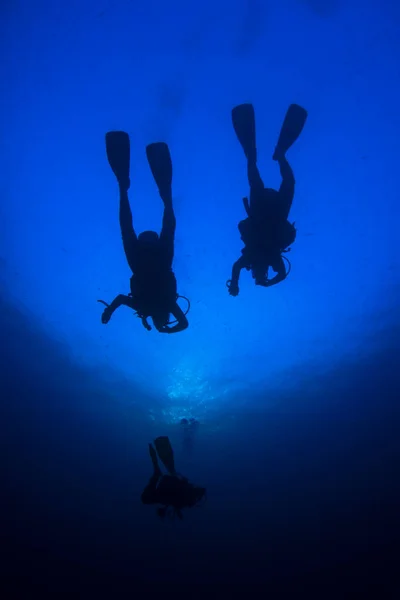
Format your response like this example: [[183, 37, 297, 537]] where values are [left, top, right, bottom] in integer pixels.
[[100, 132, 189, 333], [227, 103, 307, 296]]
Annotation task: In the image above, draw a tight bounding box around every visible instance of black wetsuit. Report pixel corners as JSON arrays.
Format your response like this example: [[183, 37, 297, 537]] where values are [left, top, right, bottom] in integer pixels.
[[141, 472, 205, 520], [247, 154, 295, 224], [141, 473, 191, 507], [228, 155, 295, 293], [102, 184, 188, 332]]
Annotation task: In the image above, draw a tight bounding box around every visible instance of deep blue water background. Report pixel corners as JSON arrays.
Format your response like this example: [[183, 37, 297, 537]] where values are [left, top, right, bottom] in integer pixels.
[[1, 0, 399, 591]]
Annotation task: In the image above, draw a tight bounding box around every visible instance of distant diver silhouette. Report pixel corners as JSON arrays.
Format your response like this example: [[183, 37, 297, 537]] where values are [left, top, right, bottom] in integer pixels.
[[141, 436, 206, 520], [227, 103, 307, 296], [99, 132, 189, 333], [180, 417, 199, 456]]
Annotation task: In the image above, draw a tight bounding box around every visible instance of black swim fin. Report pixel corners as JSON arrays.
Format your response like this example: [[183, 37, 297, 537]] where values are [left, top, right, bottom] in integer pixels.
[[105, 131, 130, 188], [148, 443, 161, 475], [153, 436, 176, 475], [231, 103, 257, 162], [146, 142, 173, 198], [273, 104, 308, 160]]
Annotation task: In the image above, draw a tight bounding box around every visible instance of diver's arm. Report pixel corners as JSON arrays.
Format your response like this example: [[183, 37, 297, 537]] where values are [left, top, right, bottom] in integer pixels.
[[108, 294, 135, 313], [232, 255, 247, 282], [228, 256, 247, 295], [260, 257, 287, 287], [158, 303, 188, 334], [101, 294, 135, 323]]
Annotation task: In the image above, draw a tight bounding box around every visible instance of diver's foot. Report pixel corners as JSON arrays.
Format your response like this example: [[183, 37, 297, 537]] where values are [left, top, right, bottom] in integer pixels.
[[272, 148, 285, 162], [246, 148, 257, 164], [118, 177, 130, 191], [159, 189, 173, 206]]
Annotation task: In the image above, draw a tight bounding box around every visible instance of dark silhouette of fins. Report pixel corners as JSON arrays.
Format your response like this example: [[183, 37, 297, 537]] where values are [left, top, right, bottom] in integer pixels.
[[273, 104, 308, 160], [146, 142, 172, 197], [154, 436, 175, 475], [105, 131, 130, 186], [232, 103, 257, 162]]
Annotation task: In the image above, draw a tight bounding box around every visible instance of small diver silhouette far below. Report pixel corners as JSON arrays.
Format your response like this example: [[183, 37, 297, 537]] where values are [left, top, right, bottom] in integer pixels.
[[227, 103, 308, 296], [141, 436, 206, 520], [180, 417, 200, 456], [98, 132, 189, 333]]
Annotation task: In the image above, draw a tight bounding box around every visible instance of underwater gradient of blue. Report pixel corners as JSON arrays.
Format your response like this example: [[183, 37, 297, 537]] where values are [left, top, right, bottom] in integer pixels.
[[1, 0, 399, 588]]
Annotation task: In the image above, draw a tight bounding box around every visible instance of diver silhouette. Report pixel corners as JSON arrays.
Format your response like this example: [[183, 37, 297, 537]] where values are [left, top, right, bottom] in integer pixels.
[[141, 436, 206, 520], [180, 417, 199, 456], [227, 103, 307, 296], [100, 132, 189, 333]]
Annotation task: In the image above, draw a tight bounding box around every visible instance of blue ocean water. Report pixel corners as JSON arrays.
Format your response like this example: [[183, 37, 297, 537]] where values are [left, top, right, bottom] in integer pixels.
[[1, 0, 399, 590]]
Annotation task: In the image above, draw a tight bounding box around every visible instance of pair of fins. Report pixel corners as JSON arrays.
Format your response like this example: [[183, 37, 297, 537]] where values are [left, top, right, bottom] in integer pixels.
[[231, 103, 308, 162], [105, 103, 307, 192], [105, 132, 172, 196]]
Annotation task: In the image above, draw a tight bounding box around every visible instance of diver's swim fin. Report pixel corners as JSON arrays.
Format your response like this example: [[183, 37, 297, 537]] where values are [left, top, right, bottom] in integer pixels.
[[146, 142, 172, 198], [105, 131, 130, 187], [153, 436, 176, 475], [232, 103, 257, 162], [273, 104, 308, 160], [149, 443, 161, 475]]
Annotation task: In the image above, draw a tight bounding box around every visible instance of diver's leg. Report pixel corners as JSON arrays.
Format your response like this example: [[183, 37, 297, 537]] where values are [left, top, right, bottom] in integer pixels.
[[141, 473, 160, 504], [247, 159, 265, 215], [119, 183, 138, 273], [231, 104, 264, 213], [145, 142, 175, 267], [159, 186, 176, 269], [277, 157, 295, 220]]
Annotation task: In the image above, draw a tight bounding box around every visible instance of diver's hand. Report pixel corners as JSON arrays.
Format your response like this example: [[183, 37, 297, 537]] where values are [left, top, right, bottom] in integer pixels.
[[158, 326, 172, 334], [255, 277, 268, 287], [141, 317, 152, 331], [227, 280, 239, 297], [255, 277, 269, 287], [101, 307, 112, 324]]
